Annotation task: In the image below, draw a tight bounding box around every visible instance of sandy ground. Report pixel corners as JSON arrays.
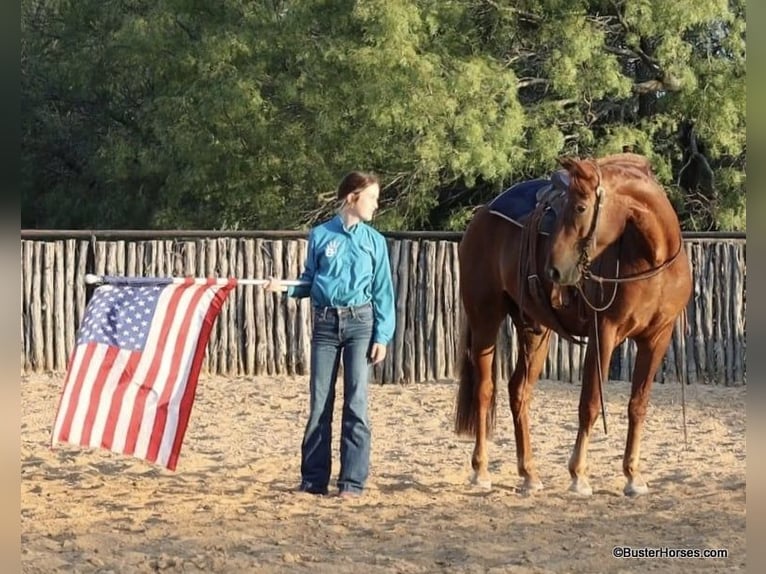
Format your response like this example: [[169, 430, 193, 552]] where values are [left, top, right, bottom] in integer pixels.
[[21, 373, 745, 573]]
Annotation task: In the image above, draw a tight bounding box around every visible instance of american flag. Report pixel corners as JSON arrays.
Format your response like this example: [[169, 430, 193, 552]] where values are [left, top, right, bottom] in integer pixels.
[[51, 276, 237, 470]]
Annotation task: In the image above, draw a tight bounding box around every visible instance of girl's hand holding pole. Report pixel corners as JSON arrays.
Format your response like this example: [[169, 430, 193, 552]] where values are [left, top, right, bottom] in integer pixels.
[[264, 277, 288, 293]]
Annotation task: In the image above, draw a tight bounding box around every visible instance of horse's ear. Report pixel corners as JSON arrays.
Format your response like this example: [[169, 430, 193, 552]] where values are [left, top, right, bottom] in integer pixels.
[[557, 156, 583, 176], [558, 156, 602, 181]]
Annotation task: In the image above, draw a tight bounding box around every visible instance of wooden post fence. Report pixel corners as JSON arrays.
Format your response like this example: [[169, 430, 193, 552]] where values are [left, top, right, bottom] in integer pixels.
[[20, 231, 746, 385]]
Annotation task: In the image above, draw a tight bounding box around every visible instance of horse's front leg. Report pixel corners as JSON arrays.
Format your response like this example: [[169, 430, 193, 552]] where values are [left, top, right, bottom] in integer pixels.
[[509, 326, 551, 494], [568, 322, 617, 496], [623, 325, 674, 496], [470, 345, 495, 489]]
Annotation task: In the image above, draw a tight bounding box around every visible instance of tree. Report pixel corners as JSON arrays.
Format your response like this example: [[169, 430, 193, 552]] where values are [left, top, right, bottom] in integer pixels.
[[22, 0, 745, 231]]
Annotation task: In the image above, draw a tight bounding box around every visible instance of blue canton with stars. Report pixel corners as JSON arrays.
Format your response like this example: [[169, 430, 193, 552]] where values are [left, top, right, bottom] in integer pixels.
[[77, 280, 171, 351]]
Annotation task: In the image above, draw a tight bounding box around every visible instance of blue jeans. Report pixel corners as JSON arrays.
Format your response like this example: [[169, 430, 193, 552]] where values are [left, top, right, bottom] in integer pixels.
[[300, 303, 373, 495]]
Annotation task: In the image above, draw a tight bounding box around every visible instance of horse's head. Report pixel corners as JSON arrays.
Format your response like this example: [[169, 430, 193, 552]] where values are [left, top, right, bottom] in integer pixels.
[[545, 156, 622, 286]]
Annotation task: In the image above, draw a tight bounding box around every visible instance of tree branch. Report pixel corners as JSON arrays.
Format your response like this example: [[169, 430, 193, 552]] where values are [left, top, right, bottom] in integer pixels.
[[481, 0, 542, 23], [174, 17, 200, 42], [517, 77, 550, 89]]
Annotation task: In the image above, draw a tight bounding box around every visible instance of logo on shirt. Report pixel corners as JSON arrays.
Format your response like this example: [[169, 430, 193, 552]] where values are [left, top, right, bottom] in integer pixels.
[[324, 239, 340, 258]]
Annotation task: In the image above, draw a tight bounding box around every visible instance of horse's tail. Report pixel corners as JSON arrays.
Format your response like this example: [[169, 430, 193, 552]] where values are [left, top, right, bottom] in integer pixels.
[[454, 314, 496, 437]]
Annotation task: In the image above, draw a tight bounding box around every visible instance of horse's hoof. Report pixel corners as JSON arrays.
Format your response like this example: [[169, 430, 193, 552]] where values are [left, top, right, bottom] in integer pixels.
[[470, 472, 492, 490], [521, 479, 544, 495], [624, 482, 649, 497], [569, 478, 593, 496]]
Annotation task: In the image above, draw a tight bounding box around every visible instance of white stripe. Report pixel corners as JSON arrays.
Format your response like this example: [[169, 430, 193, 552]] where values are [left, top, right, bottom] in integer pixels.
[[156, 285, 221, 467], [110, 284, 182, 453], [66, 344, 108, 445], [133, 285, 215, 460], [87, 348, 133, 449], [87, 275, 302, 287], [51, 345, 88, 445]]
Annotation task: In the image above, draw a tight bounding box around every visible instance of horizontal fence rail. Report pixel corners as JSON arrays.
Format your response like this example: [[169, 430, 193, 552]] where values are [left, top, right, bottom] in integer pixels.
[[20, 233, 746, 385]]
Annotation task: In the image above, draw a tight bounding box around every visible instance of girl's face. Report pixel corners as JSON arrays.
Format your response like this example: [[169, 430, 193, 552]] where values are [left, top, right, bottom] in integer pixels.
[[347, 183, 380, 221]]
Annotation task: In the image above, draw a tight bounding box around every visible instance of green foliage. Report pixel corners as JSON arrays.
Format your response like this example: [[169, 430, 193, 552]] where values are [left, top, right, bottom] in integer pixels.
[[22, 0, 746, 231]]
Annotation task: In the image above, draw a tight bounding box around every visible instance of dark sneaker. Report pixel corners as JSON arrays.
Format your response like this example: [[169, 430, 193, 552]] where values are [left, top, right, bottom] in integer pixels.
[[297, 483, 327, 496]]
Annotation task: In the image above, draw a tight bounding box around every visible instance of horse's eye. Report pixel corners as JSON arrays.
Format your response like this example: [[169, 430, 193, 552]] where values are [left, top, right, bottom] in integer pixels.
[[575, 204, 587, 214]]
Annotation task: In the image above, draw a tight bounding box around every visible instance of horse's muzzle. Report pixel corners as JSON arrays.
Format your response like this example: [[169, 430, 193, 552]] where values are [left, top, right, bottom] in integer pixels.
[[546, 264, 580, 286]]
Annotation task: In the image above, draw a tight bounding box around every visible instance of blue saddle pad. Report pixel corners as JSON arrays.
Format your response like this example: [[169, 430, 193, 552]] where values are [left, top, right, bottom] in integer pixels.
[[487, 178, 557, 233]]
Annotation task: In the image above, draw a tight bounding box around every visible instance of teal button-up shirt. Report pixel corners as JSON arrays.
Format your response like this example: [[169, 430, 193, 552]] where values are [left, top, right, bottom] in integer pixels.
[[287, 215, 396, 345]]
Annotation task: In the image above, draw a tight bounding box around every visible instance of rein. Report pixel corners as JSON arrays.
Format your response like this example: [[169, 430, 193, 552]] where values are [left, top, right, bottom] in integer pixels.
[[582, 239, 683, 284], [576, 161, 684, 286], [567, 161, 685, 436]]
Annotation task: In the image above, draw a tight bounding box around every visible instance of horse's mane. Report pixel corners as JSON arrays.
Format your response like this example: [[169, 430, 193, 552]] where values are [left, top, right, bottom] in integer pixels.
[[561, 153, 668, 201], [597, 153, 655, 181], [592, 154, 667, 198], [597, 152, 652, 171]]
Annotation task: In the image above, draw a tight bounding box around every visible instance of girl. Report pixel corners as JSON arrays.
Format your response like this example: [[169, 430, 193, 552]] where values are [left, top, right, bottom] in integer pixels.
[[265, 171, 395, 497]]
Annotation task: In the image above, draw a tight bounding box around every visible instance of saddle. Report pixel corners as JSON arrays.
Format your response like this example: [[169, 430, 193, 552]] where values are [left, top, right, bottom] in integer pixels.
[[510, 172, 583, 342], [485, 170, 569, 231], [518, 171, 568, 227]]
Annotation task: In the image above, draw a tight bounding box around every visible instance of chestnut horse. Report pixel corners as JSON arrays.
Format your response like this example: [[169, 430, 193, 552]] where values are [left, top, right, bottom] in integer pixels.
[[455, 153, 692, 496]]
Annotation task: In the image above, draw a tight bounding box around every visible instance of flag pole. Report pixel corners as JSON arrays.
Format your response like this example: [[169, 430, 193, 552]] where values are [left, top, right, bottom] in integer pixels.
[[84, 274, 310, 287]]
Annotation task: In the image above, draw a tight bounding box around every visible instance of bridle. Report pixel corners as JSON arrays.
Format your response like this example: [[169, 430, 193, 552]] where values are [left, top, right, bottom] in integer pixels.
[[563, 160, 685, 436], [573, 161, 683, 287], [575, 162, 606, 281]]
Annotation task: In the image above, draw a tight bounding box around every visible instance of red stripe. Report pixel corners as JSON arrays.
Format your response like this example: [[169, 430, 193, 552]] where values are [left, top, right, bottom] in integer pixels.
[[50, 345, 81, 447], [165, 279, 236, 470], [56, 343, 97, 443], [100, 280, 190, 452], [144, 281, 213, 463], [99, 353, 141, 450], [123, 280, 196, 456], [78, 345, 120, 446]]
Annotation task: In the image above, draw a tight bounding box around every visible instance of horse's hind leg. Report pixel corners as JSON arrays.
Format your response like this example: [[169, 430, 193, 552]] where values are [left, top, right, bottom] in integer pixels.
[[568, 321, 617, 496], [623, 324, 675, 497], [466, 308, 505, 489], [508, 311, 551, 494]]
